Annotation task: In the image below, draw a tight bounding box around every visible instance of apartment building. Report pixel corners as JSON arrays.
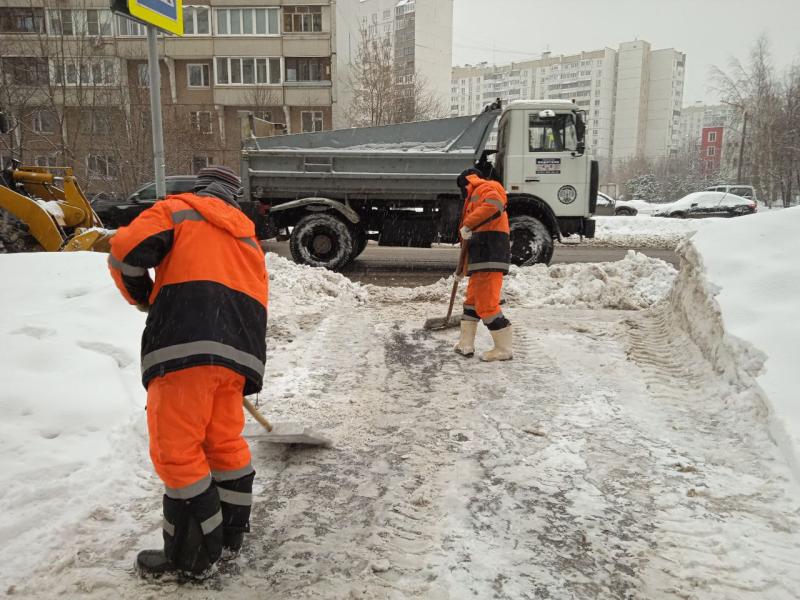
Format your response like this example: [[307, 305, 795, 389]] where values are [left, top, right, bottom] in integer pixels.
[[451, 40, 686, 165], [333, 0, 453, 128], [0, 0, 336, 194]]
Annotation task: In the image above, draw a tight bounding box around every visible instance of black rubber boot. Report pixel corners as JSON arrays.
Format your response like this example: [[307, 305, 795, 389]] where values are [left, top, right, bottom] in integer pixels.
[[216, 471, 255, 559], [135, 549, 176, 578], [136, 484, 223, 579]]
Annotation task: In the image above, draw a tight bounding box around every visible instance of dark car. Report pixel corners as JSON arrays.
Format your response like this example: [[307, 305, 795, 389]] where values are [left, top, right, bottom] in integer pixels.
[[92, 175, 196, 228], [653, 192, 757, 218]]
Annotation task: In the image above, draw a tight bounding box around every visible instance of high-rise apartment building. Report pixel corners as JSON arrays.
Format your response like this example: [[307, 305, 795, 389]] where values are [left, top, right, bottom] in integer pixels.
[[0, 1, 336, 195], [334, 0, 453, 128], [451, 40, 686, 165]]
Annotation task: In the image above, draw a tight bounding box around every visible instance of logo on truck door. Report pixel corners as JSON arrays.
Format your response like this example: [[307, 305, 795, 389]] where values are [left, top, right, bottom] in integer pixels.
[[557, 185, 578, 204], [536, 158, 561, 175]]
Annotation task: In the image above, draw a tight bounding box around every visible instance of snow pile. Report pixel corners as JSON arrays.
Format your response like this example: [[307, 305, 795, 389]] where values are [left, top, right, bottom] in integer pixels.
[[265, 252, 367, 345], [0, 253, 151, 590], [372, 252, 676, 311], [506, 251, 676, 310], [675, 207, 800, 477], [588, 215, 714, 248]]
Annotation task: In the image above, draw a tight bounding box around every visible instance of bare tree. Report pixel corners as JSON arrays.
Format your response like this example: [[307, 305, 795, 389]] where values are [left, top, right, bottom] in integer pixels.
[[346, 27, 443, 127], [712, 35, 800, 206]]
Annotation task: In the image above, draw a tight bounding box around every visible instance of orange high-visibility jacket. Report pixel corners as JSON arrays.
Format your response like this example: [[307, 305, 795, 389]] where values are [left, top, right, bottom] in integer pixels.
[[108, 193, 268, 395], [461, 173, 510, 274]]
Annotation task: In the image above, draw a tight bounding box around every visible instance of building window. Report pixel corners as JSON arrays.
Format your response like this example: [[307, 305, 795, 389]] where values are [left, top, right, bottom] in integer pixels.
[[32, 110, 57, 134], [116, 14, 146, 36], [35, 155, 61, 168], [190, 111, 214, 134], [708, 131, 717, 142], [51, 58, 117, 86], [285, 57, 330, 82], [301, 111, 323, 132], [707, 146, 716, 157], [215, 57, 281, 85], [283, 6, 322, 32], [0, 7, 44, 33], [187, 63, 210, 87], [2, 57, 49, 85], [183, 5, 210, 35], [86, 154, 117, 178], [215, 8, 279, 36], [48, 9, 112, 36], [191, 156, 212, 173]]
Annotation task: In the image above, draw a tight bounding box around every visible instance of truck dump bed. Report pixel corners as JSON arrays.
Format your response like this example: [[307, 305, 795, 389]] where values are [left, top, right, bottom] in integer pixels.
[[242, 110, 499, 203]]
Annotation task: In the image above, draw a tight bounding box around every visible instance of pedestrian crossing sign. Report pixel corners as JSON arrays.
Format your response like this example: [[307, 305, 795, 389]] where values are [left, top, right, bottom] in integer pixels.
[[118, 0, 184, 36]]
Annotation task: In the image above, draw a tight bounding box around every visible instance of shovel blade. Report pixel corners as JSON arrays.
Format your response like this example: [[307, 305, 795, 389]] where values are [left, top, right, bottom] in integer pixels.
[[423, 314, 461, 331], [243, 422, 332, 446]]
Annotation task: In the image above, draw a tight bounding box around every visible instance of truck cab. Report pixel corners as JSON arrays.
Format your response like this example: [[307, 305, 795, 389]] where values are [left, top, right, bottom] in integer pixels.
[[496, 100, 597, 264]]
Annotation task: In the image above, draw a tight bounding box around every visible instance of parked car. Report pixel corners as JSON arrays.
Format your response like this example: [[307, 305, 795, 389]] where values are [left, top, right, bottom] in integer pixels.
[[706, 184, 758, 202], [92, 175, 197, 227], [653, 191, 757, 218], [594, 192, 639, 216]]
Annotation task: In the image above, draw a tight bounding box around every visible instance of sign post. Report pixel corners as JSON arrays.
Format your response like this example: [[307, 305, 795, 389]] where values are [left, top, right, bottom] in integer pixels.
[[112, 1, 183, 198]]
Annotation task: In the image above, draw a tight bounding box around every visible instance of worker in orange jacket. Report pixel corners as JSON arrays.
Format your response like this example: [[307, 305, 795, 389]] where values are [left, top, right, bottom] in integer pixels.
[[108, 166, 267, 578], [453, 163, 512, 361]]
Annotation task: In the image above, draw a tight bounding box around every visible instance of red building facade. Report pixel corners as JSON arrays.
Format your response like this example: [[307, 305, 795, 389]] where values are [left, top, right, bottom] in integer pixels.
[[700, 126, 724, 175]]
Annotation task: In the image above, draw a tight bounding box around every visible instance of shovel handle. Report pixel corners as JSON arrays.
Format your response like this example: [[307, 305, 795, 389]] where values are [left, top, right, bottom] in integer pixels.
[[445, 242, 469, 322], [244, 397, 273, 432]]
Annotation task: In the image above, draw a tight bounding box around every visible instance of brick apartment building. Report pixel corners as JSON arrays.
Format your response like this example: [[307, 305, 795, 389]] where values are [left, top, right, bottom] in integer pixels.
[[0, 1, 336, 195]]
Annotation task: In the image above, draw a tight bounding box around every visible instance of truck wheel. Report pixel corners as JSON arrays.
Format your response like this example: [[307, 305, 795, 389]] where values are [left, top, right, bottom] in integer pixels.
[[290, 213, 354, 270], [509, 215, 554, 266]]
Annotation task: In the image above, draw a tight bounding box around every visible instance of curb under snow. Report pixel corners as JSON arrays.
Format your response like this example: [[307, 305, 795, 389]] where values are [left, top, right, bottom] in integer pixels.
[[669, 238, 800, 481]]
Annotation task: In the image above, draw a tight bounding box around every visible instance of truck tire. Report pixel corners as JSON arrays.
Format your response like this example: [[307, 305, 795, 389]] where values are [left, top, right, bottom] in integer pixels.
[[290, 213, 354, 271], [509, 215, 554, 266]]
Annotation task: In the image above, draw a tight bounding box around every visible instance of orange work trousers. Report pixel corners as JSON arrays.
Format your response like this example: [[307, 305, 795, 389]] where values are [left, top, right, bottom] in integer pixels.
[[147, 365, 251, 496], [464, 271, 504, 323]]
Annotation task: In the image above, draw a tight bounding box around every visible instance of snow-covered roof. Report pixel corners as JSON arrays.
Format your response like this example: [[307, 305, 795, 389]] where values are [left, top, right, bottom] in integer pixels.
[[505, 99, 582, 112]]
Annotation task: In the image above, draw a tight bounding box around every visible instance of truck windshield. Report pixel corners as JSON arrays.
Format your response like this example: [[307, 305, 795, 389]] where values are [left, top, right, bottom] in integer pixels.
[[528, 114, 577, 152]]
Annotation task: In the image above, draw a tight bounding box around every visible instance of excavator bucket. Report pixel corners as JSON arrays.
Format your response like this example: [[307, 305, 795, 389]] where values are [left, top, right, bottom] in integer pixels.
[[1, 164, 114, 253]]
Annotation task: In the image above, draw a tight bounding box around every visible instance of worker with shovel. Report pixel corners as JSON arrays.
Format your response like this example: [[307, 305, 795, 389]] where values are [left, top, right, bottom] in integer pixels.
[[108, 165, 267, 579], [453, 161, 513, 361]]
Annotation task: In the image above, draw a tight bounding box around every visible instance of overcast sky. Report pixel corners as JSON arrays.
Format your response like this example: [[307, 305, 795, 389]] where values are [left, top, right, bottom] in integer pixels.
[[452, 0, 800, 105]]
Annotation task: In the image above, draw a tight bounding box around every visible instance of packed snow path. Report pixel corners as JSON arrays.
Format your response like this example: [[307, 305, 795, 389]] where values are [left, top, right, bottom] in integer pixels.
[[13, 279, 800, 599]]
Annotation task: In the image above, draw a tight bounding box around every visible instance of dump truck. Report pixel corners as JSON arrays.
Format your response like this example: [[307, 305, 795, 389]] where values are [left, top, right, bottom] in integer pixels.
[[242, 100, 598, 271]]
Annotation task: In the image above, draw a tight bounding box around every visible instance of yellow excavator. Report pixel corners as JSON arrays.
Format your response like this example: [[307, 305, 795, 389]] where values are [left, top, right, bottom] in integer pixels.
[[0, 110, 113, 253]]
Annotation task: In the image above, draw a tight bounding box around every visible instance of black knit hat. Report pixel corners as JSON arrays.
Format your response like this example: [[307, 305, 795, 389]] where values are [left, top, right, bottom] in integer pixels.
[[194, 165, 241, 190]]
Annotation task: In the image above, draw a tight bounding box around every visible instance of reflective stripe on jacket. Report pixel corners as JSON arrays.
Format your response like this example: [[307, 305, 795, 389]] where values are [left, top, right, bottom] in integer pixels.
[[461, 174, 510, 275], [108, 192, 268, 395]]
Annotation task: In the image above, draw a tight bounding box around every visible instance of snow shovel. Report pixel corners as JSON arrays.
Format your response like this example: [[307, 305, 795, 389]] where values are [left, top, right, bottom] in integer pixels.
[[243, 397, 331, 447], [423, 242, 468, 331]]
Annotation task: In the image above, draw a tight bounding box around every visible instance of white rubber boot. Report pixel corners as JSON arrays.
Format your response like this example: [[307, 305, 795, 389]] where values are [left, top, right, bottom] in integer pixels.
[[454, 320, 478, 357], [481, 325, 513, 362]]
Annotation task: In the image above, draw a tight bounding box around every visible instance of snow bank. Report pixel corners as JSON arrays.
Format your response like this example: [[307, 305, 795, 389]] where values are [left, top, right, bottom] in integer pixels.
[[370, 251, 676, 311], [676, 208, 800, 478], [0, 253, 150, 589], [588, 215, 715, 249], [506, 251, 676, 310]]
